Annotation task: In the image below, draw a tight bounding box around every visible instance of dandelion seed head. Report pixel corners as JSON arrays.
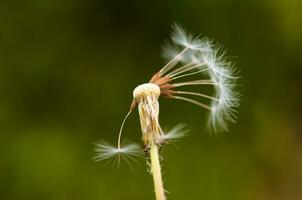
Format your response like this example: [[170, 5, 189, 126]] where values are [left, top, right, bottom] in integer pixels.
[[133, 83, 161, 100], [159, 24, 240, 133], [94, 26, 240, 200], [133, 83, 162, 146], [95, 24, 240, 168]]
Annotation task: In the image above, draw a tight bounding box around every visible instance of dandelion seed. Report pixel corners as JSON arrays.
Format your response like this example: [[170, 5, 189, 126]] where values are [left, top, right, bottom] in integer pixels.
[[94, 24, 240, 200], [93, 141, 142, 167]]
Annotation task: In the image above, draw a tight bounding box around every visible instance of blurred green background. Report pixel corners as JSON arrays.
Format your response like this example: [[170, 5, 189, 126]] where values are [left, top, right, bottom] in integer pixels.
[[1, 0, 302, 199]]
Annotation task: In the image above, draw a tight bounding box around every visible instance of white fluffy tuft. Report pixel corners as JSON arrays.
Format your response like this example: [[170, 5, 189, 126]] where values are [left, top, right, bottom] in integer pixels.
[[158, 124, 188, 143], [204, 49, 240, 132], [162, 24, 240, 133], [171, 24, 203, 50], [93, 141, 142, 166]]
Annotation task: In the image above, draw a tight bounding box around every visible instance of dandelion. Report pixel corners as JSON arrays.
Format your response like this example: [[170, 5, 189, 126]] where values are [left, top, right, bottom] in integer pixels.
[[94, 24, 240, 200]]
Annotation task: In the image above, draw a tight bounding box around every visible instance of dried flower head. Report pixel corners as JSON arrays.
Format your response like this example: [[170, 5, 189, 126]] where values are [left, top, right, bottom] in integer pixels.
[[94, 24, 240, 200]]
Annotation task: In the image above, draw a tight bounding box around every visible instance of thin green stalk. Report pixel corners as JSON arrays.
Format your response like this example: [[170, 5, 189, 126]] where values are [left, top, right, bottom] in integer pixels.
[[150, 142, 166, 200]]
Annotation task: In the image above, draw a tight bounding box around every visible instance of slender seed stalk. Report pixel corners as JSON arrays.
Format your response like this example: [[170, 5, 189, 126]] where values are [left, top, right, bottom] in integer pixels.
[[150, 142, 166, 200]]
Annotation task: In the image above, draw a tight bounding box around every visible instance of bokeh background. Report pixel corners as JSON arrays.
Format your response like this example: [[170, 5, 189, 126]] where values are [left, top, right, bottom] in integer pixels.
[[1, 0, 302, 199]]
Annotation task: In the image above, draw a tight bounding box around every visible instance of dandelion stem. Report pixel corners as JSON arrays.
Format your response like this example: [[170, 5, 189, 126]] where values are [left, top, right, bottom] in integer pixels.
[[150, 142, 166, 200]]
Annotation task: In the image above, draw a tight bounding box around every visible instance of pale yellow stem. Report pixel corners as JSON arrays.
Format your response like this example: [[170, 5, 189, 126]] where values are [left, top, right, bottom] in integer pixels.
[[150, 142, 166, 200], [133, 83, 166, 200]]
